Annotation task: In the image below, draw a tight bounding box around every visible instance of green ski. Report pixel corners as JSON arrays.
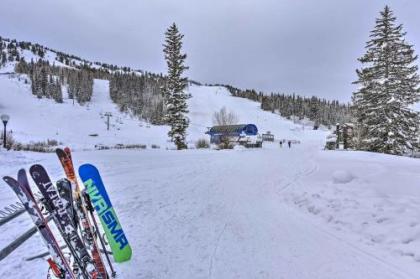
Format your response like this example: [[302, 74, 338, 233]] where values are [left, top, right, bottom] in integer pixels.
[[79, 164, 132, 263]]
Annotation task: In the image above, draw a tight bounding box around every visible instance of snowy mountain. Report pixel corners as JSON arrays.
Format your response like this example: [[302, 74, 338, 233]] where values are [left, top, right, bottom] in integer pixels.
[[0, 36, 138, 74], [0, 36, 325, 150]]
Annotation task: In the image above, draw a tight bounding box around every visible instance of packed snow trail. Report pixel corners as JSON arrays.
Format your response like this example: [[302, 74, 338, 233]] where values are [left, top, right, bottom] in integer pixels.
[[0, 143, 419, 278], [85, 145, 415, 279]]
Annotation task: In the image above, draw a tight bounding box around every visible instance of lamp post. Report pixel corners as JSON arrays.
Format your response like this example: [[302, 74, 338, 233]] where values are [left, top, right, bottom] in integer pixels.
[[1, 114, 10, 149]]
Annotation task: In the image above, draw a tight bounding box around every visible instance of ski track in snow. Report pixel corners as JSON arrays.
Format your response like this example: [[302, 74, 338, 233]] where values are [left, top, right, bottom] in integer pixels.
[[1, 143, 420, 278]]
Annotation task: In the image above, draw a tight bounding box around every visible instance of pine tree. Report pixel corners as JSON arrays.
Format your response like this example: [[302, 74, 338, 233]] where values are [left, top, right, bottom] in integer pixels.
[[1, 52, 6, 66], [40, 66, 48, 97], [162, 23, 190, 150], [353, 6, 420, 155]]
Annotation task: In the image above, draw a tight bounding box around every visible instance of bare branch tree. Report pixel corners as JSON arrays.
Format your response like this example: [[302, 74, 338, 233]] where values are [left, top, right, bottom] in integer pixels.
[[212, 107, 239, 126]]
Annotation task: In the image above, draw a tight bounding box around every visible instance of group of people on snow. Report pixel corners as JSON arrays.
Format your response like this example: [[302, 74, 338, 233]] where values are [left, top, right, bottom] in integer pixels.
[[279, 140, 292, 148]]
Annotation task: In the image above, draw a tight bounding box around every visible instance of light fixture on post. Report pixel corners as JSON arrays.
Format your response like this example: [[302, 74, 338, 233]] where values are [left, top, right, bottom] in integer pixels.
[[1, 114, 10, 149]]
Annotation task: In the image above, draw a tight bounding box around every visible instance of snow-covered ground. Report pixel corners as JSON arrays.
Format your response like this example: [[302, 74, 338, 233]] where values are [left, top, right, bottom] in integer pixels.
[[1, 142, 419, 278], [1, 66, 419, 278]]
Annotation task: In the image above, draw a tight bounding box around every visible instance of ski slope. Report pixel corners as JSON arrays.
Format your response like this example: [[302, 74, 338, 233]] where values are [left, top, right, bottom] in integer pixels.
[[188, 85, 321, 143], [0, 73, 322, 150], [0, 74, 170, 149]]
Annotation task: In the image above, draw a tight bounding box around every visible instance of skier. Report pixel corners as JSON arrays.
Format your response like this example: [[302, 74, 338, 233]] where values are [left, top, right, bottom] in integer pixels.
[[288, 140, 291, 148], [279, 141, 283, 148]]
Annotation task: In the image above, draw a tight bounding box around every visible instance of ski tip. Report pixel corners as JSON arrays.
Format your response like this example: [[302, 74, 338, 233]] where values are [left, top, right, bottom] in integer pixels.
[[55, 148, 65, 156], [3, 176, 24, 192], [78, 164, 100, 181], [29, 164, 43, 172], [3, 176, 13, 183], [56, 147, 73, 162], [18, 168, 27, 178], [29, 164, 47, 179], [3, 176, 18, 186], [17, 168, 29, 185], [78, 163, 98, 173], [56, 178, 72, 191], [18, 168, 26, 176]]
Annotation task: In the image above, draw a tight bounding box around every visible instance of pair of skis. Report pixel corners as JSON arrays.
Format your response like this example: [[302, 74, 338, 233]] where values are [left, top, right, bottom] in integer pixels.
[[3, 147, 131, 278], [57, 148, 131, 263], [31, 165, 96, 279], [4, 170, 76, 279], [4, 165, 103, 278], [56, 148, 110, 278]]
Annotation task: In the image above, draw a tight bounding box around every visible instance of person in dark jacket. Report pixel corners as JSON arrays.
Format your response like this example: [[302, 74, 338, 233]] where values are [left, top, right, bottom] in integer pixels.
[[288, 140, 291, 148]]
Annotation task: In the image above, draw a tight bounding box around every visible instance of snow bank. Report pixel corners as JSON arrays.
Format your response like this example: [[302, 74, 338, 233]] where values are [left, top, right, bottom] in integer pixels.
[[332, 170, 355, 184], [284, 150, 420, 274]]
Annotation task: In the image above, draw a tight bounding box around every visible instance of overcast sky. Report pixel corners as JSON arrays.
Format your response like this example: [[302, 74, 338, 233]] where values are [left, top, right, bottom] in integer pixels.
[[0, 0, 419, 102]]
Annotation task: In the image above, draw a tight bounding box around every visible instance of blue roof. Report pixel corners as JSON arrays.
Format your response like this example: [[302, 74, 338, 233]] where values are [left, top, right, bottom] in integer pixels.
[[206, 124, 258, 136]]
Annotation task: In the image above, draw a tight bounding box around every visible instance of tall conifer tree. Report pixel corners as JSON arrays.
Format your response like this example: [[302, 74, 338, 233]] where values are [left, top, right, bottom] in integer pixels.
[[353, 6, 420, 155], [162, 23, 190, 150]]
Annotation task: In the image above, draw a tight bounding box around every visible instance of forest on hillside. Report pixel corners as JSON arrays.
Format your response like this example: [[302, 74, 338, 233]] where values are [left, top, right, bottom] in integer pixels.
[[224, 85, 351, 128], [1, 36, 350, 127]]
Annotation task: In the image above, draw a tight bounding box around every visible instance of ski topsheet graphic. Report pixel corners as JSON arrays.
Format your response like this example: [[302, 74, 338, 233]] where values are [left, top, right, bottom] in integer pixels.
[[56, 148, 108, 278], [30, 164, 96, 279], [56, 178, 79, 229], [79, 164, 132, 263], [3, 172, 75, 279]]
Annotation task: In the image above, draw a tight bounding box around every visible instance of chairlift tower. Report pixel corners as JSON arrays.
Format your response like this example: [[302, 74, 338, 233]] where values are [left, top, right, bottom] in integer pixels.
[[105, 112, 112, 131]]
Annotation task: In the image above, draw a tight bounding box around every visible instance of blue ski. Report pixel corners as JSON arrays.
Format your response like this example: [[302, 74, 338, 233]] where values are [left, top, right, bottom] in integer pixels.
[[78, 164, 132, 263]]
